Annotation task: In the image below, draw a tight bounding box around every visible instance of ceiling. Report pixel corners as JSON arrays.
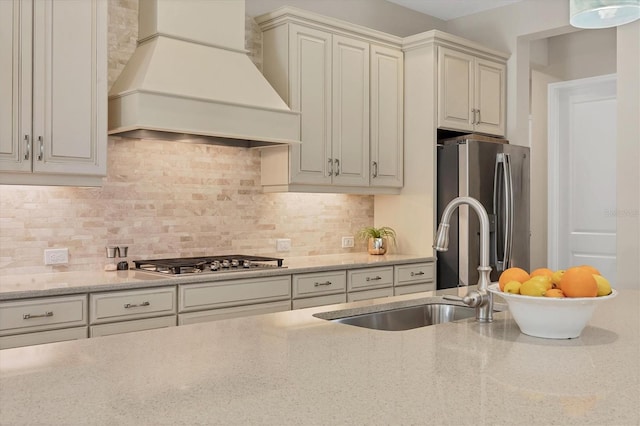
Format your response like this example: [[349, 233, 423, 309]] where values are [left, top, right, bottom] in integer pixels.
[[386, 0, 524, 21]]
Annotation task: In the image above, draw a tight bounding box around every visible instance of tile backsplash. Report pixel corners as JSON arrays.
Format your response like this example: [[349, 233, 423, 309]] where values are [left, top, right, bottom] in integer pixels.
[[0, 0, 374, 275]]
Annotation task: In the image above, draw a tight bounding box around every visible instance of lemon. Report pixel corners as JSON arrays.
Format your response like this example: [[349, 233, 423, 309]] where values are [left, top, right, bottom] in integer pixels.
[[528, 275, 553, 290], [503, 280, 521, 294], [520, 279, 548, 297], [593, 275, 612, 296], [551, 269, 565, 287]]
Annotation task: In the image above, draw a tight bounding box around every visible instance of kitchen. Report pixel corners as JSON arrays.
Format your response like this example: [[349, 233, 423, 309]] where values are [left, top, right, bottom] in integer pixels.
[[1, 0, 639, 424]]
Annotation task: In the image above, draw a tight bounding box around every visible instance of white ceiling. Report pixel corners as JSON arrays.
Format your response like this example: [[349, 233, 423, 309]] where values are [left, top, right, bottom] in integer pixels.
[[386, 0, 524, 21]]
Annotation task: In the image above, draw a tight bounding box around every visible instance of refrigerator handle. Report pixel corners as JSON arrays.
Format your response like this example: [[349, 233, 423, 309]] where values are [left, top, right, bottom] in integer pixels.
[[493, 153, 512, 272], [504, 153, 514, 269]]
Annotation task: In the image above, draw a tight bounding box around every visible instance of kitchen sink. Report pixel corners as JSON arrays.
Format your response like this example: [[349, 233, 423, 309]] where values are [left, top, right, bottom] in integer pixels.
[[317, 303, 481, 331]]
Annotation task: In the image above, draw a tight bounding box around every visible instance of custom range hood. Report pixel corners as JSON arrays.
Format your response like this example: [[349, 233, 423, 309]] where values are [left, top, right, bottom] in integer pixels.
[[108, 0, 300, 148]]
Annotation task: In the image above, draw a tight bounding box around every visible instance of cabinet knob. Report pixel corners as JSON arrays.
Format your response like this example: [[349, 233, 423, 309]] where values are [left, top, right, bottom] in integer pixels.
[[23, 135, 30, 160], [372, 161, 378, 178], [328, 158, 333, 176], [366, 276, 382, 281], [334, 158, 340, 176], [410, 271, 425, 277], [314, 281, 332, 287], [23, 311, 53, 320], [37, 136, 44, 161], [124, 301, 150, 309]]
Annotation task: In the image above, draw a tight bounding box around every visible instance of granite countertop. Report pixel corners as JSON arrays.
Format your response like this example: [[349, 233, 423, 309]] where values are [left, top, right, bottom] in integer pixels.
[[0, 287, 638, 425], [0, 254, 433, 300]]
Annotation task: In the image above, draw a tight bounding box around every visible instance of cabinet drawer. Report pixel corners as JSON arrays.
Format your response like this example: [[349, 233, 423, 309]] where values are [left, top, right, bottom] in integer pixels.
[[347, 287, 393, 302], [0, 295, 87, 336], [0, 326, 88, 350], [293, 271, 346, 298], [292, 293, 347, 310], [90, 316, 176, 338], [394, 263, 435, 286], [178, 300, 291, 325], [179, 276, 291, 312], [394, 282, 436, 296], [347, 266, 393, 291], [90, 287, 177, 324]]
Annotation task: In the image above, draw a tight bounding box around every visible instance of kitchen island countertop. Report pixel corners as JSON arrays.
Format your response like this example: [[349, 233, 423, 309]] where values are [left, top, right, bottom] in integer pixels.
[[0, 253, 433, 300], [0, 287, 638, 425]]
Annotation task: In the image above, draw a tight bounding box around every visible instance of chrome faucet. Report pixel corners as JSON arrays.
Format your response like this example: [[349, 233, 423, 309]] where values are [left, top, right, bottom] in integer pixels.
[[433, 196, 493, 323]]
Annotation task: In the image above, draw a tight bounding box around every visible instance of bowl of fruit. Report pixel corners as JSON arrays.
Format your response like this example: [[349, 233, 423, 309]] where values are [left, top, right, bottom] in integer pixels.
[[487, 266, 617, 339]]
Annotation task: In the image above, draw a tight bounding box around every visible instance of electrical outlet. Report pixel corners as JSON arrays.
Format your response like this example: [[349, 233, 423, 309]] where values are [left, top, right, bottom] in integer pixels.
[[44, 248, 69, 265], [276, 238, 291, 252], [341, 236, 355, 248]]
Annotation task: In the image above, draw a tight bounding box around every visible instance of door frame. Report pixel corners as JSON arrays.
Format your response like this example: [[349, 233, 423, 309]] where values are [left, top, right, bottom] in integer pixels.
[[547, 73, 616, 270]]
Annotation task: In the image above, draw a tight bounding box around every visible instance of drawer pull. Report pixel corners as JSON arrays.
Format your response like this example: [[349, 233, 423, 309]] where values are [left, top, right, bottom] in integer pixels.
[[314, 281, 332, 287], [124, 301, 150, 309], [410, 271, 425, 277], [366, 276, 382, 282], [23, 311, 53, 320]]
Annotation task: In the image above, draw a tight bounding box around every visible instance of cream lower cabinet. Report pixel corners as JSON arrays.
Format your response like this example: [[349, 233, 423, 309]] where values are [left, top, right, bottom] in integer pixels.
[[89, 287, 177, 337], [0, 294, 88, 349], [394, 262, 436, 295], [178, 276, 291, 324], [258, 8, 403, 194], [347, 266, 394, 301], [0, 0, 107, 186], [292, 271, 347, 309], [437, 46, 506, 137]]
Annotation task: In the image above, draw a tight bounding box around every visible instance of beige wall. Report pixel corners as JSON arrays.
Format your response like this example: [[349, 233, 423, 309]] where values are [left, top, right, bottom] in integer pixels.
[[545, 28, 617, 80], [0, 0, 373, 275], [245, 0, 446, 36]]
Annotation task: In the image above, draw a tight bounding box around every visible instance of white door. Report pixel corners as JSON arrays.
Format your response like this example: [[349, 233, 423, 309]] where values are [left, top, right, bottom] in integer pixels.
[[548, 74, 617, 281]]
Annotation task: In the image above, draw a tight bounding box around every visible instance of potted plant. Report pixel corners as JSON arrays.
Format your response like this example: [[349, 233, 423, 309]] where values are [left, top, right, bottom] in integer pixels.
[[356, 226, 396, 255]]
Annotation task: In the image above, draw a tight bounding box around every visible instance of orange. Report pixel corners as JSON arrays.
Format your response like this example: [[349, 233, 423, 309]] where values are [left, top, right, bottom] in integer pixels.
[[559, 267, 598, 297], [498, 267, 530, 291], [531, 268, 554, 280], [544, 288, 565, 298], [578, 265, 601, 276]]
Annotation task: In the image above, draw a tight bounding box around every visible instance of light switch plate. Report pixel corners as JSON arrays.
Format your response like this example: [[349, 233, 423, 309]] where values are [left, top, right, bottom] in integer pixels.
[[44, 248, 69, 265], [276, 239, 291, 252], [341, 236, 355, 248]]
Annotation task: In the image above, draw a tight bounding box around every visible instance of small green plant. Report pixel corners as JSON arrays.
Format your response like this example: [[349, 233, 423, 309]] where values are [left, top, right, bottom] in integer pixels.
[[356, 226, 397, 246]]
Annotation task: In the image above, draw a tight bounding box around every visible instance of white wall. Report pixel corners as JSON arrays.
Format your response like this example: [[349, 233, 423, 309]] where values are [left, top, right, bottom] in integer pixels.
[[245, 0, 446, 36], [529, 70, 560, 270]]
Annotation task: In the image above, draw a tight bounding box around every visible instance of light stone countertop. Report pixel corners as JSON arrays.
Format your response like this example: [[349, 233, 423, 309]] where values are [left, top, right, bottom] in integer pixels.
[[0, 287, 638, 425], [0, 253, 433, 300]]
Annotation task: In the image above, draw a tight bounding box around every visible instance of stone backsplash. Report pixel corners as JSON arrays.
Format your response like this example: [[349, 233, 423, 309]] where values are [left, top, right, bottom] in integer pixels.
[[0, 0, 374, 275]]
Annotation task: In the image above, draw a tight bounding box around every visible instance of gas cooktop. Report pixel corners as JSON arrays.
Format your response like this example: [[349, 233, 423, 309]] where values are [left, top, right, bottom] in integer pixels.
[[133, 255, 285, 275]]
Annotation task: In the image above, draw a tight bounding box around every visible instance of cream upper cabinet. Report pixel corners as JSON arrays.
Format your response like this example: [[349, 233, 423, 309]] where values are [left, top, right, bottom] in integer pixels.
[[0, 0, 107, 186], [370, 45, 403, 188], [437, 46, 506, 137], [258, 8, 403, 195]]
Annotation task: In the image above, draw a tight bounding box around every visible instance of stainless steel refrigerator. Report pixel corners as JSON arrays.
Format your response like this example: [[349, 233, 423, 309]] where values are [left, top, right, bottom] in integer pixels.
[[436, 135, 530, 289]]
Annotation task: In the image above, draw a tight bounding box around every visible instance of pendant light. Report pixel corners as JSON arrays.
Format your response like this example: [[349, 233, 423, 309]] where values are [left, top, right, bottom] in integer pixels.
[[570, 0, 640, 28]]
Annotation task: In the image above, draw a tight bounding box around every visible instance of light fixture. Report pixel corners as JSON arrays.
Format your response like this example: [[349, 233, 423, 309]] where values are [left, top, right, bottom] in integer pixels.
[[570, 0, 640, 28]]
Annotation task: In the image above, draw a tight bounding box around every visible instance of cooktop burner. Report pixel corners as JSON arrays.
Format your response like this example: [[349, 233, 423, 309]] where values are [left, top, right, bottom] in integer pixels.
[[133, 255, 285, 275]]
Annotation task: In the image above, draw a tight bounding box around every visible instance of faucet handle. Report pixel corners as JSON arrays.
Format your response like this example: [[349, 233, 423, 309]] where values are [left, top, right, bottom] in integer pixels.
[[443, 292, 482, 308]]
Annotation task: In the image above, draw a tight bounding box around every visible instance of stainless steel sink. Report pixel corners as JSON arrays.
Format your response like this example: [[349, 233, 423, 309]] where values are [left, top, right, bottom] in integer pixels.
[[326, 303, 477, 331]]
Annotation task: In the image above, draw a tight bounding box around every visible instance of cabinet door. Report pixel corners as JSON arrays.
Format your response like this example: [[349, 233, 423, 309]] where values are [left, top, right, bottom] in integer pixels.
[[370, 45, 403, 188], [474, 58, 506, 136], [332, 34, 370, 186], [0, 0, 32, 173], [438, 47, 474, 132], [31, 0, 106, 176], [288, 24, 332, 185]]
